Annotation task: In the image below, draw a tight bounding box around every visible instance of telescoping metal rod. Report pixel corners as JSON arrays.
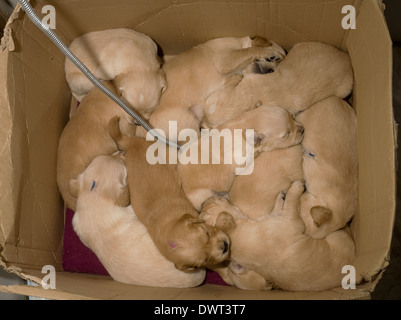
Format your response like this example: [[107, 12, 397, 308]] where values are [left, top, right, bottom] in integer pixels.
[[17, 0, 181, 151]]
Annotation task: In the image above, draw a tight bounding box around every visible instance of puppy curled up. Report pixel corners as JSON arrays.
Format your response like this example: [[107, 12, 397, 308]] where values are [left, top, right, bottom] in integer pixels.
[[177, 105, 304, 211], [108, 117, 231, 271], [200, 181, 355, 292], [296, 96, 358, 239], [65, 28, 166, 119], [203, 41, 354, 128], [146, 36, 286, 141], [57, 81, 136, 211], [71, 152, 206, 287], [229, 144, 304, 220]]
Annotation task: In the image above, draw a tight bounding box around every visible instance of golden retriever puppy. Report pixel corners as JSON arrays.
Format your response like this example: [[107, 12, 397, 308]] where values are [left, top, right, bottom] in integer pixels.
[[108, 119, 231, 271], [229, 145, 304, 220], [65, 28, 166, 119], [296, 96, 358, 239], [203, 42, 354, 128], [147, 36, 286, 141], [57, 81, 136, 211], [71, 153, 206, 288], [199, 197, 270, 290], [178, 105, 304, 211], [201, 181, 356, 291]]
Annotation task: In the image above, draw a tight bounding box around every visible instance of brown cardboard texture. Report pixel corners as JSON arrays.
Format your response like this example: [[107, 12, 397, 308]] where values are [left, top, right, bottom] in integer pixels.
[[0, 0, 395, 300]]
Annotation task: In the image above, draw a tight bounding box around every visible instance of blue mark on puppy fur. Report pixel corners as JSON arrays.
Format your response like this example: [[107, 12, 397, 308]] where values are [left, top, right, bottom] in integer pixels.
[[90, 181, 96, 191], [303, 148, 316, 159]]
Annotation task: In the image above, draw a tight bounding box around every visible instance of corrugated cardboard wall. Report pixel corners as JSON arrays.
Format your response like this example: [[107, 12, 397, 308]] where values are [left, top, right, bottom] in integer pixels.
[[347, 0, 395, 281]]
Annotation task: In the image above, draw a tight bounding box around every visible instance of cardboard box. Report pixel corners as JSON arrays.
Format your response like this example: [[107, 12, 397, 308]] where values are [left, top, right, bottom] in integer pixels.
[[0, 0, 395, 300]]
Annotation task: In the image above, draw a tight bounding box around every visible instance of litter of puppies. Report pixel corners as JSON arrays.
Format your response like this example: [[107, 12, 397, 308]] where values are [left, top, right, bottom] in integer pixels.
[[57, 28, 357, 291]]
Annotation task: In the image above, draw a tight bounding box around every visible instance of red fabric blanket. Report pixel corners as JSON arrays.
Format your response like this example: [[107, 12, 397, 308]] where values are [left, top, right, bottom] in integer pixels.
[[62, 208, 229, 286]]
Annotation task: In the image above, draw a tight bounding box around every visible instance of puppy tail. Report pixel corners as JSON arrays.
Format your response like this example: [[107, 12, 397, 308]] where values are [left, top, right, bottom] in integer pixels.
[[108, 116, 130, 151]]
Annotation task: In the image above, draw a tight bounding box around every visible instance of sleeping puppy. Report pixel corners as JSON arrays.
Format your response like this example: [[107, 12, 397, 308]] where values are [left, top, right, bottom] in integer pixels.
[[57, 81, 136, 211], [71, 153, 206, 288], [201, 181, 356, 291], [108, 118, 231, 271], [199, 197, 269, 290], [178, 105, 304, 211], [297, 96, 358, 239], [146, 36, 286, 141], [65, 28, 166, 119], [203, 42, 354, 128], [229, 145, 304, 220]]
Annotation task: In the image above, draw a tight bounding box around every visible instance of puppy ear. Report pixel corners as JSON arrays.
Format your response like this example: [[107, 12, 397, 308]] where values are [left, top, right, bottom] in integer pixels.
[[243, 130, 266, 148], [216, 212, 236, 233], [69, 177, 81, 198], [310, 206, 333, 228], [254, 133, 266, 147]]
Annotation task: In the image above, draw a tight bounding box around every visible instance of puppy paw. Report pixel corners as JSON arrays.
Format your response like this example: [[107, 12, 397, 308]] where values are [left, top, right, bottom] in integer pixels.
[[259, 46, 285, 63], [266, 54, 283, 62], [288, 180, 306, 197], [200, 197, 232, 227]]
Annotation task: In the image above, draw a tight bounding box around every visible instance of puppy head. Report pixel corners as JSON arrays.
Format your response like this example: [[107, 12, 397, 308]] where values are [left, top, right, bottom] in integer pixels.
[[115, 70, 167, 119], [200, 197, 237, 234], [248, 105, 304, 152], [168, 214, 231, 271], [69, 152, 130, 207]]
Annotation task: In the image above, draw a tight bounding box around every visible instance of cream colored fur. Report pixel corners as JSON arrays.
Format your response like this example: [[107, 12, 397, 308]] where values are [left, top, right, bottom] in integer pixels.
[[200, 181, 355, 291], [65, 28, 166, 119], [178, 105, 304, 211], [229, 145, 304, 220], [108, 119, 231, 271], [147, 36, 286, 141], [71, 153, 206, 288], [296, 96, 358, 239], [57, 81, 136, 211], [203, 42, 354, 128]]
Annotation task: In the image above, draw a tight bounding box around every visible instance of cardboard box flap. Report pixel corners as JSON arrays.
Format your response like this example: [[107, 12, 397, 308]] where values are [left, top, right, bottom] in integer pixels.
[[0, 270, 372, 300], [347, 0, 395, 282], [0, 4, 70, 270], [47, 0, 363, 53], [0, 48, 12, 252]]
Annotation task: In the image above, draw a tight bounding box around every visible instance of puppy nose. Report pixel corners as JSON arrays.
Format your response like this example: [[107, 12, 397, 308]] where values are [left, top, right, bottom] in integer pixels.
[[222, 240, 229, 255]]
